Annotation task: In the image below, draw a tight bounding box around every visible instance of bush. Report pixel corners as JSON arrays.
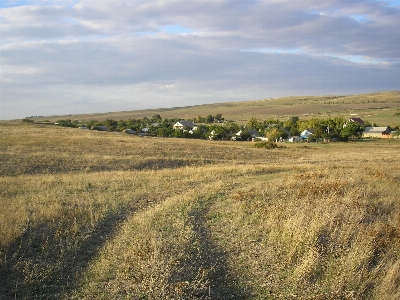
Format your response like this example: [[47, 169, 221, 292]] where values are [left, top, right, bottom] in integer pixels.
[[254, 141, 279, 149]]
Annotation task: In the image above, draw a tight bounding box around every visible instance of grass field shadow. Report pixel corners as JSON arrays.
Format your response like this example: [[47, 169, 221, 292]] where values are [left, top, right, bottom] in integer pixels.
[[169, 201, 251, 299], [0, 205, 133, 300]]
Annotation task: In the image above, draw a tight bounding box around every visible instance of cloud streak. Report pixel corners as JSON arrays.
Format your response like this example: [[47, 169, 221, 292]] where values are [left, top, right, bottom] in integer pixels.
[[1, 0, 399, 119]]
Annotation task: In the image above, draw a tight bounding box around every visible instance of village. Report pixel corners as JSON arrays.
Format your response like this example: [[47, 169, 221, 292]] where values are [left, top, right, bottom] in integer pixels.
[[50, 114, 400, 142]]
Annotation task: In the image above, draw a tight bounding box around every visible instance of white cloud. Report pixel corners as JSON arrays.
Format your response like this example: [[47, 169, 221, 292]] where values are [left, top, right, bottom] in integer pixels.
[[1, 0, 400, 119]]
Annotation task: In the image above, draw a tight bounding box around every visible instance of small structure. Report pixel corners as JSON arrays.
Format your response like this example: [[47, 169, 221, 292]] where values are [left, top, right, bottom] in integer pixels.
[[173, 120, 196, 130], [362, 127, 391, 138], [123, 129, 136, 134], [349, 117, 364, 125], [248, 129, 259, 139], [188, 126, 198, 134], [300, 129, 315, 139], [288, 136, 303, 143], [234, 129, 259, 139], [91, 125, 110, 131]]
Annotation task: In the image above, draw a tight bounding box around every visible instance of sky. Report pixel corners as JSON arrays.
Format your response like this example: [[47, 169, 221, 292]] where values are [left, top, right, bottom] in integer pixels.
[[1, 0, 400, 120]]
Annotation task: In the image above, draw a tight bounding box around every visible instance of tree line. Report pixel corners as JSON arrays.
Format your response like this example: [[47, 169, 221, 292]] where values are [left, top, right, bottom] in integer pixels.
[[54, 114, 399, 141]]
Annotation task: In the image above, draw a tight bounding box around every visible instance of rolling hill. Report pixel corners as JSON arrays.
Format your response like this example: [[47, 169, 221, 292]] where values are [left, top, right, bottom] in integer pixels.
[[30, 91, 400, 127]]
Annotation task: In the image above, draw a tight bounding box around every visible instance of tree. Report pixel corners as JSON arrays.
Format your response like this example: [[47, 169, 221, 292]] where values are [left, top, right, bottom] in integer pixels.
[[284, 116, 300, 136], [341, 121, 363, 140], [266, 127, 287, 142], [103, 119, 118, 131], [224, 121, 240, 133], [195, 115, 205, 123], [208, 125, 230, 140], [56, 119, 77, 128], [205, 115, 214, 124], [141, 117, 150, 127], [157, 127, 173, 137], [214, 114, 224, 123], [391, 129, 400, 138], [237, 129, 252, 141], [190, 124, 208, 139], [247, 117, 261, 130], [151, 114, 162, 123]]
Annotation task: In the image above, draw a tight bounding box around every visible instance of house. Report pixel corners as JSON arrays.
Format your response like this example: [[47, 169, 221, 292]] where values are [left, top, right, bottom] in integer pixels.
[[91, 125, 110, 131], [248, 129, 259, 138], [173, 120, 196, 130], [235, 129, 259, 138], [188, 126, 198, 134], [300, 129, 315, 139], [288, 136, 303, 143], [349, 117, 364, 125], [123, 129, 136, 134], [362, 127, 391, 138]]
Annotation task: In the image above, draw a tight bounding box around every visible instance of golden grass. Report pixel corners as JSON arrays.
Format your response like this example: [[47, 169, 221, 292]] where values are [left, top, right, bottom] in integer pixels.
[[29, 91, 400, 127], [1, 123, 400, 299]]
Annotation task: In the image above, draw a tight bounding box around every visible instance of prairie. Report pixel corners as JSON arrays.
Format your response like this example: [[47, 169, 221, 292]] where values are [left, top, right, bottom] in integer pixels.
[[1, 122, 400, 299], [29, 91, 400, 127]]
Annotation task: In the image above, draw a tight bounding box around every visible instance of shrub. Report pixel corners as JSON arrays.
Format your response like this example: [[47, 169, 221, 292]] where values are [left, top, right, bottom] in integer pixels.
[[254, 141, 279, 149]]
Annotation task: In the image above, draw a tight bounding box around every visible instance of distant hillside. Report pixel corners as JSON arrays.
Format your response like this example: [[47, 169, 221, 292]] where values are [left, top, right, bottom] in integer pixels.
[[32, 91, 400, 126]]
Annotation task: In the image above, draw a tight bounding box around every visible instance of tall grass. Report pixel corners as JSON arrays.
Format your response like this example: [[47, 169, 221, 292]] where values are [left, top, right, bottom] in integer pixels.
[[1, 123, 400, 299]]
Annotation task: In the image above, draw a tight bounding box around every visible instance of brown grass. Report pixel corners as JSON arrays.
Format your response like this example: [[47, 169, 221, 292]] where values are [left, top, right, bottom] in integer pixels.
[[1, 122, 400, 299], [29, 91, 400, 127]]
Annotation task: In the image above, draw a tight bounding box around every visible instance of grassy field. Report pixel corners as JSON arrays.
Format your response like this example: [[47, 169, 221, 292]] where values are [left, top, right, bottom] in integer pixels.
[[1, 122, 400, 299], [30, 91, 400, 128]]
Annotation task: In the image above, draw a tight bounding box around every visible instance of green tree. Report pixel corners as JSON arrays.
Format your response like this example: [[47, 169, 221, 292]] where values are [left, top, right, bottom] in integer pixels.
[[391, 129, 400, 138], [103, 119, 118, 131], [194, 115, 205, 123], [237, 129, 252, 141], [284, 116, 300, 136], [205, 115, 214, 124], [266, 127, 287, 142], [157, 127, 173, 137], [56, 119, 77, 128], [208, 125, 230, 140], [214, 114, 224, 123], [151, 114, 162, 123], [341, 122, 363, 140], [247, 117, 261, 130]]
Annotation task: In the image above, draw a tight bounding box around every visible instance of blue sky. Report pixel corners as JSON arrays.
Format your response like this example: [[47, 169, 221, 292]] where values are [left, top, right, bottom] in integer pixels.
[[1, 0, 400, 119]]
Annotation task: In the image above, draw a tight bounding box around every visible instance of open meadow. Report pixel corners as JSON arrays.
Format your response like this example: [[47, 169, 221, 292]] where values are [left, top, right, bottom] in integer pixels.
[[1, 121, 400, 299], [30, 91, 400, 128]]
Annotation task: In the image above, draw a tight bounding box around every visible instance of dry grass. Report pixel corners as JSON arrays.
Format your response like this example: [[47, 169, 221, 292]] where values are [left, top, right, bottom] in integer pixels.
[[29, 91, 400, 126], [1, 122, 400, 299]]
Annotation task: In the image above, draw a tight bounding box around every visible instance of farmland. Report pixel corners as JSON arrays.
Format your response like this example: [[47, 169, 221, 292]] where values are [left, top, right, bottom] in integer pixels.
[[1, 91, 400, 299]]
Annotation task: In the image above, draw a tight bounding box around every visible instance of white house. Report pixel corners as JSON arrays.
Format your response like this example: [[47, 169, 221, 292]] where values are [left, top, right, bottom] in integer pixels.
[[234, 129, 259, 140], [362, 127, 391, 138], [188, 126, 198, 134], [173, 120, 196, 130], [300, 129, 315, 139]]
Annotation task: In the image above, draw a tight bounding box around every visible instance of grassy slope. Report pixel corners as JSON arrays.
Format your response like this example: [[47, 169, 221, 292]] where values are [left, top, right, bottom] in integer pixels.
[[1, 123, 400, 299], [31, 91, 400, 127]]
